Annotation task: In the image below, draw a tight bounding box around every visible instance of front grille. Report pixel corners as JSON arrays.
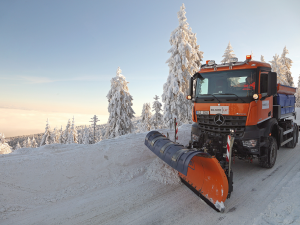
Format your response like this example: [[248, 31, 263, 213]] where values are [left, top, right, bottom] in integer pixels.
[[197, 115, 247, 137]]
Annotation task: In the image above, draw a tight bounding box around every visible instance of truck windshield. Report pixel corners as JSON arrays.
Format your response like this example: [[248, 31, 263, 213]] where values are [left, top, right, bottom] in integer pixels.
[[195, 69, 256, 98]]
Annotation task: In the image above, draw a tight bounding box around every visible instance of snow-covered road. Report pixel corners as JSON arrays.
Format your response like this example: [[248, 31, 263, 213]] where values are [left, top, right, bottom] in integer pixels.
[[1, 123, 300, 225]]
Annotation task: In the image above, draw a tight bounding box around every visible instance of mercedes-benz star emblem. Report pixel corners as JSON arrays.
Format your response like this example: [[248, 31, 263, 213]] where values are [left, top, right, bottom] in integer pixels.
[[214, 114, 225, 126]]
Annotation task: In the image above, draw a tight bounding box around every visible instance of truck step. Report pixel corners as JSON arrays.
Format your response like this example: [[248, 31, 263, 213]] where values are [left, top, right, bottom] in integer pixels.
[[283, 128, 293, 135], [280, 137, 293, 146]]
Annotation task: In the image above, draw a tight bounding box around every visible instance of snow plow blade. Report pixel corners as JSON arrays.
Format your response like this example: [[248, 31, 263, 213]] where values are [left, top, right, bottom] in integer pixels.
[[145, 131, 229, 212]]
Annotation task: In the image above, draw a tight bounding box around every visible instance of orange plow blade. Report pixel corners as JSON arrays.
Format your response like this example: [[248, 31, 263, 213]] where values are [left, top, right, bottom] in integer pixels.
[[179, 156, 228, 212], [145, 131, 230, 212]]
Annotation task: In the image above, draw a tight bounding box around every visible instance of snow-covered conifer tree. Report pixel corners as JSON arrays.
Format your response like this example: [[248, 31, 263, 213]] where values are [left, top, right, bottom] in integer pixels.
[[269, 54, 288, 85], [105, 67, 135, 138], [78, 127, 84, 144], [90, 115, 100, 144], [40, 119, 52, 146], [51, 127, 59, 144], [221, 42, 236, 63], [31, 136, 38, 148], [261, 55, 265, 62], [162, 4, 203, 128], [26, 137, 32, 148], [151, 95, 163, 129], [280, 46, 294, 86], [141, 103, 152, 131], [96, 126, 102, 143], [15, 141, 21, 150], [0, 133, 12, 154], [83, 126, 90, 144], [67, 117, 78, 144], [58, 126, 63, 144], [22, 139, 27, 148], [62, 119, 71, 144]]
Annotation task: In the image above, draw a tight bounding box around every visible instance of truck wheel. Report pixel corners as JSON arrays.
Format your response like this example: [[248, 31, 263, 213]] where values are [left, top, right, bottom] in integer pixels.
[[259, 136, 277, 168]]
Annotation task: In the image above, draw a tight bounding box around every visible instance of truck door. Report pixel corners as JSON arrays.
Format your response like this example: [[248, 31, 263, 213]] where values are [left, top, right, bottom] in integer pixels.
[[257, 70, 273, 124]]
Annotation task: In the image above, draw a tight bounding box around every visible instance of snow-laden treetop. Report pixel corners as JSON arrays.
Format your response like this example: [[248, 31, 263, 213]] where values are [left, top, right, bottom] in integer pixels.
[[177, 3, 188, 28], [221, 42, 236, 63], [280, 46, 293, 70], [112, 67, 130, 94], [116, 67, 122, 77], [168, 3, 203, 75]]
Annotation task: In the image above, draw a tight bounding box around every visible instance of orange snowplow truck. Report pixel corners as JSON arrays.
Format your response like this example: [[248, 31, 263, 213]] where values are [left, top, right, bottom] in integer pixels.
[[145, 55, 298, 212]]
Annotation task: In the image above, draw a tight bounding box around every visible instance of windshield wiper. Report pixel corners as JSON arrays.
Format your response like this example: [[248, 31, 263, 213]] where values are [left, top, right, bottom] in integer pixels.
[[216, 93, 246, 103], [200, 94, 221, 102]]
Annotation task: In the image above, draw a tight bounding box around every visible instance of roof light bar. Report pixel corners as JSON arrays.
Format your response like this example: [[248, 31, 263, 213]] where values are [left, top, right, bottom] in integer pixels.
[[207, 60, 215, 66], [230, 57, 238, 63], [246, 55, 252, 60]]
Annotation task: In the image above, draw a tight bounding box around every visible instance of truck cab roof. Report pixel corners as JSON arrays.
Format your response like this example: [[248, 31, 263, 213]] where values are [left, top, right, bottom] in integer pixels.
[[199, 60, 271, 73]]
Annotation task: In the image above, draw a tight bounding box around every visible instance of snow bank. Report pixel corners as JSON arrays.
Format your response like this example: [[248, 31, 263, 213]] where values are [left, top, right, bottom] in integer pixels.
[[145, 158, 180, 185], [0, 126, 186, 224]]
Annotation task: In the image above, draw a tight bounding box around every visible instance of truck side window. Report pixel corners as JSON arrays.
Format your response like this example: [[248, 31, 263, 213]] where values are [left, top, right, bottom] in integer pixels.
[[196, 78, 209, 95], [260, 72, 268, 93]]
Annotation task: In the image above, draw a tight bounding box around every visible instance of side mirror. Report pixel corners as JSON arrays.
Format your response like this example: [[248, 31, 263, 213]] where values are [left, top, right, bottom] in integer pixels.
[[188, 77, 193, 100], [268, 72, 277, 96]]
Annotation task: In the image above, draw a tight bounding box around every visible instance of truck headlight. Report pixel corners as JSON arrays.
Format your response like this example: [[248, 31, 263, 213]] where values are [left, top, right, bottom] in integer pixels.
[[192, 134, 199, 142], [242, 140, 257, 148]]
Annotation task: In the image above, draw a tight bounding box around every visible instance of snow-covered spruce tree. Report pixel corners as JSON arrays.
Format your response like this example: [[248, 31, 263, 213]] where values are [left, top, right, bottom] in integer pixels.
[[15, 141, 21, 150], [83, 126, 90, 144], [67, 117, 78, 144], [0, 133, 12, 154], [221, 42, 236, 63], [261, 55, 265, 62], [296, 75, 300, 107], [88, 126, 94, 143], [269, 54, 288, 85], [58, 126, 64, 144], [26, 137, 31, 148], [62, 119, 71, 144], [96, 126, 102, 143], [31, 136, 38, 148], [151, 95, 163, 129], [105, 67, 135, 138], [140, 103, 152, 131], [78, 127, 84, 144], [162, 4, 203, 128], [40, 119, 53, 146], [280, 46, 294, 86], [51, 127, 59, 144], [90, 115, 100, 144], [22, 139, 27, 148]]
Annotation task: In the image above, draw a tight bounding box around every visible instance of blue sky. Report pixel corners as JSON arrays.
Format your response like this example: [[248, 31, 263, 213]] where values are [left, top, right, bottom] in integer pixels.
[[1, 0, 300, 137]]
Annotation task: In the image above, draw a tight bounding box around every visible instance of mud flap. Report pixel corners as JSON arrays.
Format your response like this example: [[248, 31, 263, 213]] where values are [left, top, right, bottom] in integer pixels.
[[145, 131, 229, 212]]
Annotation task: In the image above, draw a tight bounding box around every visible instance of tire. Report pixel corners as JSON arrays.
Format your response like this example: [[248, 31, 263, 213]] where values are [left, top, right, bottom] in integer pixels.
[[286, 124, 298, 148], [259, 136, 277, 168]]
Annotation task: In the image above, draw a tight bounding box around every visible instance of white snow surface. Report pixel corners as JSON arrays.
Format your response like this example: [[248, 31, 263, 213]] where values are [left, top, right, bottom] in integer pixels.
[[1, 116, 300, 224]]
